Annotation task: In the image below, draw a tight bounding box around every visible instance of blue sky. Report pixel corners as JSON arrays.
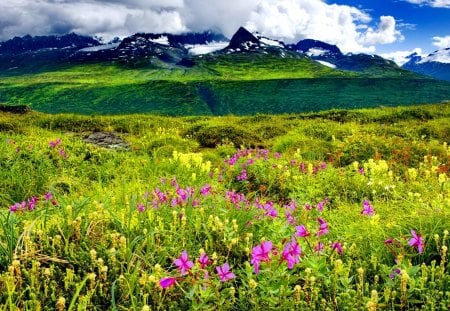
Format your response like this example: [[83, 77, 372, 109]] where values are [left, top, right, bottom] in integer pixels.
[[0, 0, 449, 64], [331, 0, 450, 54]]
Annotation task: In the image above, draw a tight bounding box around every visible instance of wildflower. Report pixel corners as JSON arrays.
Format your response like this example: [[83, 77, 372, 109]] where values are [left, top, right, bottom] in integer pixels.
[[49, 138, 62, 148], [237, 169, 247, 181], [295, 225, 310, 238], [317, 218, 329, 237], [216, 263, 236, 282], [137, 203, 145, 213], [389, 268, 401, 279], [58, 148, 68, 159], [282, 238, 301, 269], [315, 242, 324, 253], [359, 167, 365, 175], [159, 277, 177, 289], [408, 229, 424, 254], [174, 250, 194, 275], [361, 200, 374, 216], [44, 191, 53, 201], [200, 184, 212, 197], [332, 242, 343, 255], [251, 241, 273, 274], [198, 253, 210, 269], [304, 203, 312, 211]]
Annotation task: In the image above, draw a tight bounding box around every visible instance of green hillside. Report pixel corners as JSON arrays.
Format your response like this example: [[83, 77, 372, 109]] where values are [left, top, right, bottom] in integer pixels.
[[0, 53, 449, 115]]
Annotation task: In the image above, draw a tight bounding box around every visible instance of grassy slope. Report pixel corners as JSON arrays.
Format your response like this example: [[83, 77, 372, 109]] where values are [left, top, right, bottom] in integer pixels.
[[0, 105, 449, 309], [0, 54, 449, 115]]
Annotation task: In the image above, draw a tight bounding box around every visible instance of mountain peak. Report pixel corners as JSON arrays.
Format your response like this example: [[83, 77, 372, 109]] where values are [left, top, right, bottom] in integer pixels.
[[227, 27, 260, 50]]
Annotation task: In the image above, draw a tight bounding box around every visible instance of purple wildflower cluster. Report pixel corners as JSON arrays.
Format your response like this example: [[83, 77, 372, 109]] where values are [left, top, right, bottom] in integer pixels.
[[49, 138, 68, 159], [10, 191, 57, 213], [159, 250, 235, 289]]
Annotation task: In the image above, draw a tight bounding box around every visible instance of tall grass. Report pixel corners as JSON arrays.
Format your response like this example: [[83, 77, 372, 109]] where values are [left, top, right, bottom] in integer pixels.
[[0, 104, 449, 309]]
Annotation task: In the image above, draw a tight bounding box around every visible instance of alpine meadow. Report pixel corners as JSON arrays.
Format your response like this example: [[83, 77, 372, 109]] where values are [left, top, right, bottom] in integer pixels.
[[0, 9, 449, 311]]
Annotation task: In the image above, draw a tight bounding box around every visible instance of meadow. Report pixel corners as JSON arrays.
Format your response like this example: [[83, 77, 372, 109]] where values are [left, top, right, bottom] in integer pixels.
[[0, 104, 449, 310]]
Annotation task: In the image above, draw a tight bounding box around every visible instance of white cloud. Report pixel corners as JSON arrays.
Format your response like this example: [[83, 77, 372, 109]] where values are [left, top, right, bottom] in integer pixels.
[[380, 48, 425, 66], [432, 35, 450, 49], [0, 0, 405, 53], [403, 0, 450, 8], [359, 16, 404, 45], [245, 0, 401, 53]]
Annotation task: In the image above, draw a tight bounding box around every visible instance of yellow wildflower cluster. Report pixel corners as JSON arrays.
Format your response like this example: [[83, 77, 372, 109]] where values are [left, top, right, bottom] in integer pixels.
[[172, 151, 211, 173]]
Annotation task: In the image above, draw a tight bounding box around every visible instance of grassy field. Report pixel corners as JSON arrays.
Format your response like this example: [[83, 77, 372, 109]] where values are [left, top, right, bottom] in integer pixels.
[[1, 54, 449, 115], [0, 104, 449, 309]]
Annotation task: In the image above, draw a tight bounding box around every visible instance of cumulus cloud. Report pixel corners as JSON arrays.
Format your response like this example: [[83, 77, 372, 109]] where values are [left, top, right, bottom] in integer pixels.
[[359, 16, 404, 45], [402, 0, 450, 8], [432, 35, 450, 49], [0, 0, 404, 53], [380, 48, 425, 66]]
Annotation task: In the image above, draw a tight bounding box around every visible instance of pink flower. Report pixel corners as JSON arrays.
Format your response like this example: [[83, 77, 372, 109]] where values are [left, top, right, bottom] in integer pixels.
[[315, 242, 324, 253], [295, 225, 310, 238], [408, 229, 424, 254], [216, 263, 235, 282], [332, 242, 343, 255], [317, 218, 329, 237], [198, 253, 210, 269], [44, 191, 53, 201], [237, 169, 247, 181], [49, 138, 61, 148], [159, 277, 177, 289], [137, 203, 145, 213], [282, 238, 301, 269], [361, 200, 374, 216], [200, 184, 212, 197], [174, 250, 194, 275], [251, 241, 273, 274]]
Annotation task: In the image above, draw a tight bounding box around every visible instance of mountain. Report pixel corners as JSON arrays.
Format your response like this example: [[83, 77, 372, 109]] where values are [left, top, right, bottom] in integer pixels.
[[0, 33, 100, 54], [286, 39, 408, 76], [0, 27, 449, 115], [402, 48, 450, 81]]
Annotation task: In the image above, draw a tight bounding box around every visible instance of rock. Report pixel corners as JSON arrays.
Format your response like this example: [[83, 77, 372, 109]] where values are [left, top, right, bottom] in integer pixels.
[[83, 131, 130, 149]]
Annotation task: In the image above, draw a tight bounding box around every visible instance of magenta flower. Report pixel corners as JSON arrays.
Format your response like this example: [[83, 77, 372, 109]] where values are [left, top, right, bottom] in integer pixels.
[[317, 218, 329, 237], [174, 250, 194, 275], [216, 263, 236, 282], [44, 191, 53, 201], [49, 138, 61, 148], [159, 277, 177, 289], [408, 229, 424, 254], [251, 241, 273, 274], [137, 203, 145, 213], [200, 184, 212, 197], [198, 253, 210, 269], [282, 238, 301, 269], [361, 200, 374, 216], [237, 169, 247, 181], [332, 242, 343, 255], [295, 225, 310, 238], [315, 242, 324, 253]]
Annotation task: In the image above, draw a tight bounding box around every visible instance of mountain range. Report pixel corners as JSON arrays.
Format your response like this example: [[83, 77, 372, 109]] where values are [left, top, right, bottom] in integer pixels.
[[0, 27, 449, 115]]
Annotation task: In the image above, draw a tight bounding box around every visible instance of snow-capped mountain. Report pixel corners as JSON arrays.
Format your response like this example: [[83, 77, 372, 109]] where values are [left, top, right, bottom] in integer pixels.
[[0, 27, 425, 77], [402, 48, 450, 81]]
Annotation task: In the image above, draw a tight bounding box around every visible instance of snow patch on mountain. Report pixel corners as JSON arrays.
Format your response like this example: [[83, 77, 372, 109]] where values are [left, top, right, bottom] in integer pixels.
[[419, 48, 450, 64], [259, 37, 284, 48], [150, 36, 170, 46], [316, 60, 336, 68], [79, 42, 120, 52], [186, 41, 228, 55], [306, 48, 329, 57]]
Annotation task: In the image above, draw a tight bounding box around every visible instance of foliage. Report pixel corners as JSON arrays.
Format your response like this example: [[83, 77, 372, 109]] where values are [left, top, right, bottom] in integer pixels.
[[0, 104, 449, 310]]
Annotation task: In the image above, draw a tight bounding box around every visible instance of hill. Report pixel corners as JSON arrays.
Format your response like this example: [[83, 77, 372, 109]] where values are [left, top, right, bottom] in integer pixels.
[[0, 28, 449, 115]]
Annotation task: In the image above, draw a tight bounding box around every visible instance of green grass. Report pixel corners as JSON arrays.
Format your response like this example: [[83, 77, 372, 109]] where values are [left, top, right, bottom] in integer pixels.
[[0, 54, 449, 115], [0, 104, 449, 309]]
